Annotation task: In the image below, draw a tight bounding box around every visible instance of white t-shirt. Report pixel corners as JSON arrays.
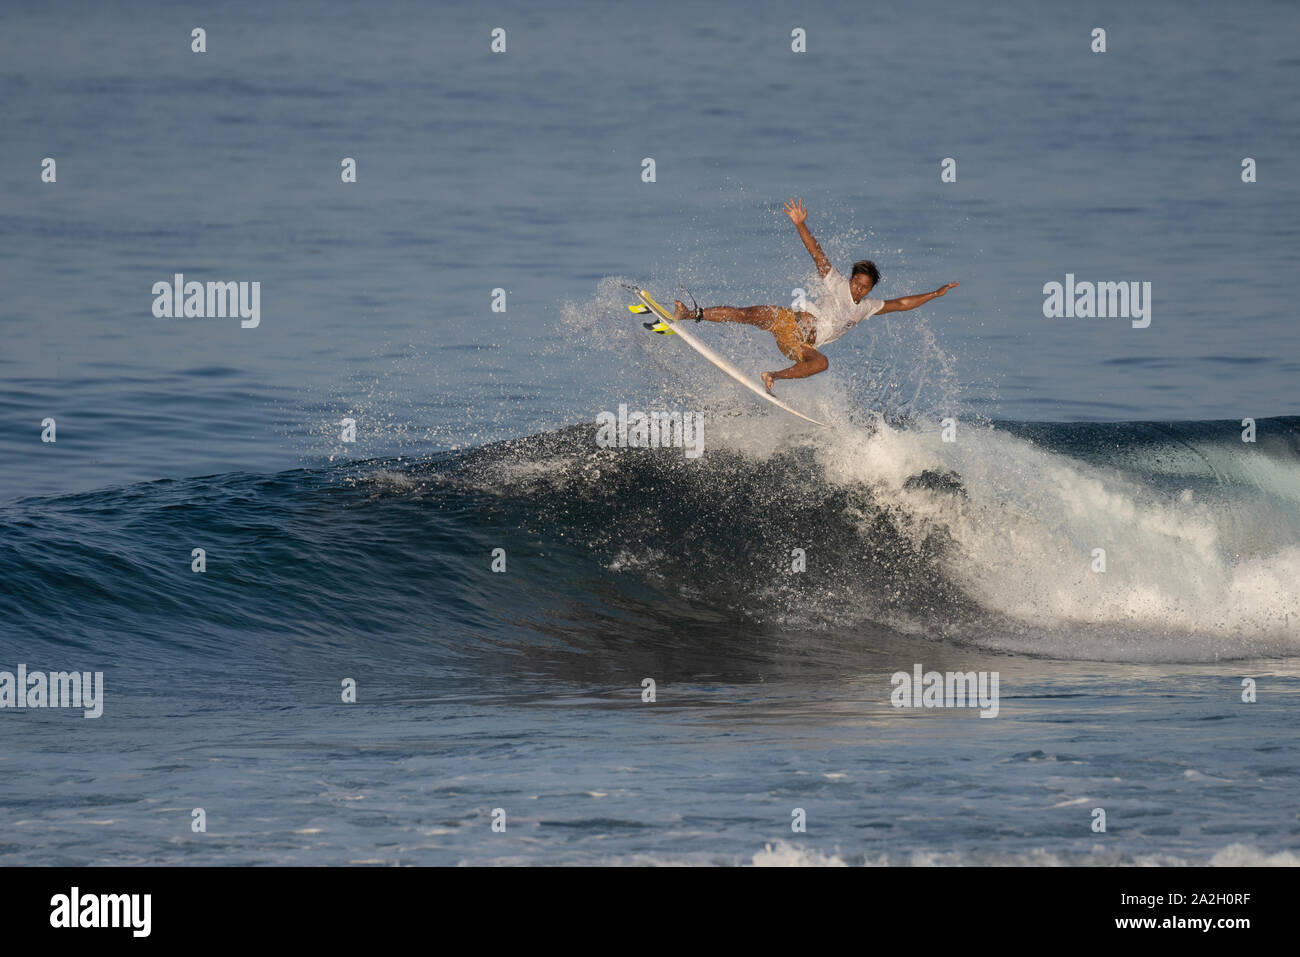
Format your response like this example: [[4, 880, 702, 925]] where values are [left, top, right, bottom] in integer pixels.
[[803, 266, 884, 346]]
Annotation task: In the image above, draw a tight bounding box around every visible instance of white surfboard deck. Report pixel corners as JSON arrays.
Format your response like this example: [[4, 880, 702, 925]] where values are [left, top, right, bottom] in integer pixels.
[[634, 289, 829, 428]]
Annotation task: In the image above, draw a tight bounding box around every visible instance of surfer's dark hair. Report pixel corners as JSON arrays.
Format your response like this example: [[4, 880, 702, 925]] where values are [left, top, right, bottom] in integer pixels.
[[851, 260, 880, 286]]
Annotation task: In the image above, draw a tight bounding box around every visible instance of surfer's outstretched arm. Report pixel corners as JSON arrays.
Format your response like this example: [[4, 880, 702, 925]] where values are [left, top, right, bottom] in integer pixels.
[[783, 197, 832, 278], [878, 282, 960, 313]]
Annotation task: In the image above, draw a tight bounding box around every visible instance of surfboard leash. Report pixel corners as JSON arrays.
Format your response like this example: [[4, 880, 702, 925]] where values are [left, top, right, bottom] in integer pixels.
[[678, 287, 704, 321]]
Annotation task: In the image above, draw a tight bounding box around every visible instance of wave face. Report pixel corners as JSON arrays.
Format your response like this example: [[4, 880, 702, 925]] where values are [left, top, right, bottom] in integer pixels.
[[3, 414, 1298, 667]]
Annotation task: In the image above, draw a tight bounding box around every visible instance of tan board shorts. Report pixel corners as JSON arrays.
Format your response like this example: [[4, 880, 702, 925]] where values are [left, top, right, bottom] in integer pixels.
[[769, 307, 819, 360]]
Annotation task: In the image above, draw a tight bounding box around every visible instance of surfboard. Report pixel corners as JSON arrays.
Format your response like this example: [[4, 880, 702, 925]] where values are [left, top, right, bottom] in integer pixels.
[[629, 288, 830, 428]]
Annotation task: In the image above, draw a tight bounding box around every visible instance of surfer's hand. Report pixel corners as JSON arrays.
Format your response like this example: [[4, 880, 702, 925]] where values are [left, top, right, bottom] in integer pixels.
[[936, 282, 959, 296], [783, 197, 807, 225]]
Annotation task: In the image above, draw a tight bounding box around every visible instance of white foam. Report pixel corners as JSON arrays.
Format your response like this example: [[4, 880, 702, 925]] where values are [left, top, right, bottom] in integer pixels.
[[752, 840, 849, 867], [710, 409, 1300, 659], [750, 840, 1300, 867]]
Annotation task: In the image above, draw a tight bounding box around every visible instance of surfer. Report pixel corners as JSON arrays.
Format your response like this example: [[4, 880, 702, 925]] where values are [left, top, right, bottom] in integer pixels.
[[673, 197, 959, 392]]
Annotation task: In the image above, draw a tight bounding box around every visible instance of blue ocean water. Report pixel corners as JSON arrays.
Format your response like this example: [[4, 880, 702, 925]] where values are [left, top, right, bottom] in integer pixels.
[[1, 0, 1298, 865]]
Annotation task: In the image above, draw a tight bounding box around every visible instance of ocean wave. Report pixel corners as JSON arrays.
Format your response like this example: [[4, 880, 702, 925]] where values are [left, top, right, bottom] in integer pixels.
[[2, 415, 1297, 665]]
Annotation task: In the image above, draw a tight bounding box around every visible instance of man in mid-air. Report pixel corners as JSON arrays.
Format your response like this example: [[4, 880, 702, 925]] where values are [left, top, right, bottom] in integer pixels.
[[673, 198, 959, 393]]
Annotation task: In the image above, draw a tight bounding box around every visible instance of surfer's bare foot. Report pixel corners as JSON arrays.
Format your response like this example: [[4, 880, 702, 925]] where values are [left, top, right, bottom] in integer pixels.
[[761, 371, 775, 393]]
